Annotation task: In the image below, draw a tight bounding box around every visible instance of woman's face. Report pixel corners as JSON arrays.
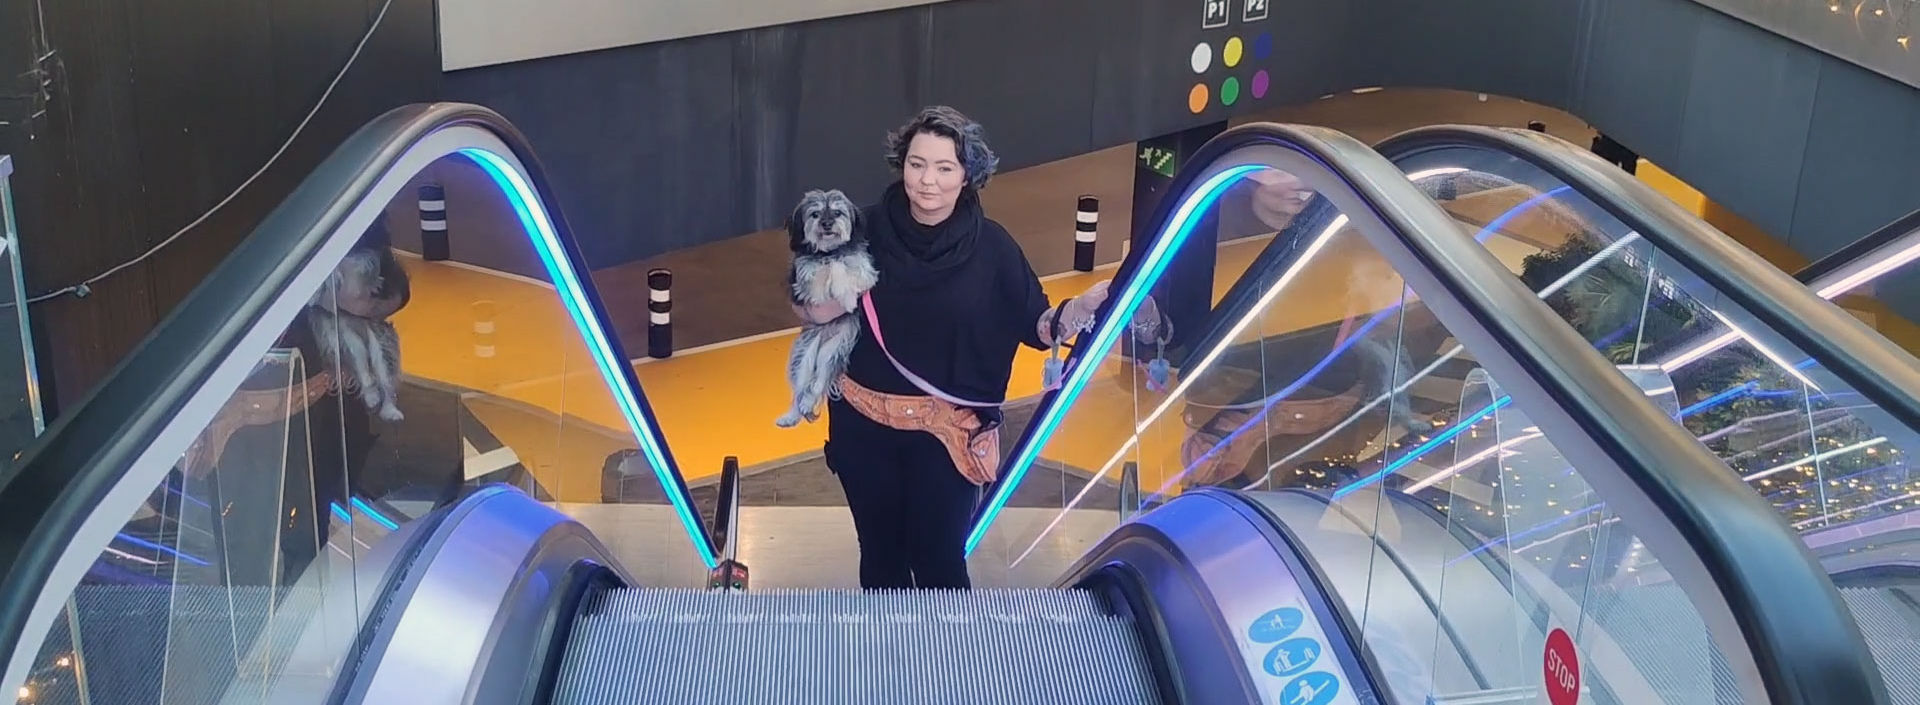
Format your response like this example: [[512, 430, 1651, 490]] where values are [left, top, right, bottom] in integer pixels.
[[903, 132, 966, 222]]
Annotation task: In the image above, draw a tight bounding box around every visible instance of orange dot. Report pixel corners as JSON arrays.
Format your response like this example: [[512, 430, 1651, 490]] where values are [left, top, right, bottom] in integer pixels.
[[1188, 84, 1209, 114]]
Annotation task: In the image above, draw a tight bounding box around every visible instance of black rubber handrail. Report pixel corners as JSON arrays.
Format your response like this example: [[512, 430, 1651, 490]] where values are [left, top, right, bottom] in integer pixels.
[[0, 102, 711, 685], [994, 121, 1884, 704], [1376, 124, 1920, 430], [1794, 207, 1920, 285]]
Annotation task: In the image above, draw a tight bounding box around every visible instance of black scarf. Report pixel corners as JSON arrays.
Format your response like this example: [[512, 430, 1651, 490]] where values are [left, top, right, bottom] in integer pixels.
[[870, 181, 982, 280]]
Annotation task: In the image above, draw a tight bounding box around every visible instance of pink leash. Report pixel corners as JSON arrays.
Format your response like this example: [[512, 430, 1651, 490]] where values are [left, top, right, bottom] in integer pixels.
[[861, 291, 1070, 408]]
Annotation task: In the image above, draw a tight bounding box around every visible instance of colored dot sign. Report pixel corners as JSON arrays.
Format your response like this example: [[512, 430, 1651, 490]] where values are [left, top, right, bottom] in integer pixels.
[[1544, 628, 1581, 705], [1224, 37, 1244, 67]]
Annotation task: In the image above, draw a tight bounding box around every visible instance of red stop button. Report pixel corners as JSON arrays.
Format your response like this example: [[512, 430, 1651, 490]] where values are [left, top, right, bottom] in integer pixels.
[[1543, 627, 1581, 705]]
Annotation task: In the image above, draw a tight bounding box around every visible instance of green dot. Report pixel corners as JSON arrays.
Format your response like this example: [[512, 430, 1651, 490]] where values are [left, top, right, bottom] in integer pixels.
[[1221, 76, 1241, 106]]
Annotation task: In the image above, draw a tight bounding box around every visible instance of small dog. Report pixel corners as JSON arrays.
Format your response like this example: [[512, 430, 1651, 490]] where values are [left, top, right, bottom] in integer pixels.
[[776, 189, 878, 427], [308, 223, 409, 422]]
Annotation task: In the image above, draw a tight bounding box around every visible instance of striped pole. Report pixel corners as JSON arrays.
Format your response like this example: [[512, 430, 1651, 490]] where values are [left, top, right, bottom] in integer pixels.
[[420, 184, 449, 261], [647, 268, 673, 359], [472, 299, 497, 388], [1073, 196, 1098, 272]]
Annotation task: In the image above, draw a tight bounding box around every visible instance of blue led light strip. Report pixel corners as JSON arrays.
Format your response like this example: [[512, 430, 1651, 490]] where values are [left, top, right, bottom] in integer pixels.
[[460, 147, 718, 569], [351, 496, 400, 531], [965, 165, 1265, 556]]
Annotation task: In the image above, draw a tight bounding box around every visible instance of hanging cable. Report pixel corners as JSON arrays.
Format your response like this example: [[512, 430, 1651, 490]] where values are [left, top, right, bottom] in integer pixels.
[[24, 0, 395, 304]]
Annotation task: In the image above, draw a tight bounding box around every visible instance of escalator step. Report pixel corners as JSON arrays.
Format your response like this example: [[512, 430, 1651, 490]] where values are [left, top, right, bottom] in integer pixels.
[[552, 588, 1160, 705], [1839, 587, 1920, 704]]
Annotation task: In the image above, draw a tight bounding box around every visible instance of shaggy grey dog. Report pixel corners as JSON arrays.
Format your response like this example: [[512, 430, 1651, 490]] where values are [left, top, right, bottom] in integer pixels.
[[776, 189, 878, 428], [308, 226, 409, 422]]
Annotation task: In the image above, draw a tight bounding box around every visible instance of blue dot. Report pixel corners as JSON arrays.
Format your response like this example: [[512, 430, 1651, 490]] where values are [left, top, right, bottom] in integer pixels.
[[1254, 33, 1273, 60]]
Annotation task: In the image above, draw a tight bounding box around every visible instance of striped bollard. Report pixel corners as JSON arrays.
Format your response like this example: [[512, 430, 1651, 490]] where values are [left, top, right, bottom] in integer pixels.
[[647, 268, 673, 359], [1074, 196, 1098, 272], [420, 184, 449, 261]]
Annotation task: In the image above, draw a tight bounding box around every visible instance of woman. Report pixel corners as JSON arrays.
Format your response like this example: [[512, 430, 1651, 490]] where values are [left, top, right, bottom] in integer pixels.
[[794, 106, 1108, 589]]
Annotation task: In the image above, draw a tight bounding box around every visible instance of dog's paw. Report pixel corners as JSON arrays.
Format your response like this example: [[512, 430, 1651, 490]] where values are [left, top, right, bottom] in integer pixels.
[[803, 408, 820, 423], [775, 411, 803, 428], [377, 403, 405, 423]]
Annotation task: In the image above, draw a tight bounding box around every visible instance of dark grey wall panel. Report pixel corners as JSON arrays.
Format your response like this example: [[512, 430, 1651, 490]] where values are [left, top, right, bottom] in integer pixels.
[[731, 11, 932, 229], [447, 34, 739, 265], [1673, 19, 1823, 233], [1570, 0, 1700, 162], [927, 0, 1099, 168], [1353, 0, 1582, 110], [1789, 56, 1920, 260]]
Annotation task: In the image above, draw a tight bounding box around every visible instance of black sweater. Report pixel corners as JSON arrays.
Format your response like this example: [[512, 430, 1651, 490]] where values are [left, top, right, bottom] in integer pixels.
[[844, 182, 1053, 405]]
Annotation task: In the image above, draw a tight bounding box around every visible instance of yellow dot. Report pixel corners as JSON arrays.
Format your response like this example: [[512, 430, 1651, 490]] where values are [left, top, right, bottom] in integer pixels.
[[1188, 83, 1209, 114], [1224, 37, 1244, 67]]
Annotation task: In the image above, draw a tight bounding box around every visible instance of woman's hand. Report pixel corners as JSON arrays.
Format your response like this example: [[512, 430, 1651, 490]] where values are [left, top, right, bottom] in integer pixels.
[[1039, 279, 1114, 346], [792, 299, 851, 325]]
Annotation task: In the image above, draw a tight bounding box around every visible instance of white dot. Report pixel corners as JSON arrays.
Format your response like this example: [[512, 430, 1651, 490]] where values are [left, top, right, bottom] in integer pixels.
[[1191, 42, 1213, 74]]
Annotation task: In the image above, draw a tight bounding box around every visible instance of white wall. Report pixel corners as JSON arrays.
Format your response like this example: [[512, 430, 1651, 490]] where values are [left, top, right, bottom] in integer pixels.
[[438, 0, 957, 71]]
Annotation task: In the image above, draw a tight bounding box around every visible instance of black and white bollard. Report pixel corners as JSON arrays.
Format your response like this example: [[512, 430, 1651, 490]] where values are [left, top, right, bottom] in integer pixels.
[[420, 184, 449, 261], [647, 268, 673, 359], [1074, 196, 1098, 272]]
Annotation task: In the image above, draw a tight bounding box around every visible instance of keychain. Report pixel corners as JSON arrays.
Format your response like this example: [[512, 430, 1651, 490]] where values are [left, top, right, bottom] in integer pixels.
[[1128, 295, 1173, 393], [1043, 296, 1072, 390]]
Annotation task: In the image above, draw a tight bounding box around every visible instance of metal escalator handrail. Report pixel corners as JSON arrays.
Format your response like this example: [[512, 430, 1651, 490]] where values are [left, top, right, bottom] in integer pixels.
[[1000, 121, 1881, 704], [1375, 124, 1920, 428], [0, 102, 713, 694], [1793, 206, 1920, 287]]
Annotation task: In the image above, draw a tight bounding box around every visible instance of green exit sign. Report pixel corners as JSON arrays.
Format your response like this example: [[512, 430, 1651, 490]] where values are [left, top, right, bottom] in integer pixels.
[[1138, 145, 1177, 178]]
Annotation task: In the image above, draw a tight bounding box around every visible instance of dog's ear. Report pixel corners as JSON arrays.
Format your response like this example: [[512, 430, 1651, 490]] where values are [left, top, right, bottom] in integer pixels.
[[788, 191, 815, 250], [846, 198, 866, 241]]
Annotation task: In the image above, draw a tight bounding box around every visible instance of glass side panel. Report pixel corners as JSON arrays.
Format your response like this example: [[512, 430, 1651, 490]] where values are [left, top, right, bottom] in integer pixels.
[[12, 151, 702, 705], [372, 152, 707, 585], [0, 156, 42, 467], [1398, 143, 1920, 701], [983, 156, 1761, 704]]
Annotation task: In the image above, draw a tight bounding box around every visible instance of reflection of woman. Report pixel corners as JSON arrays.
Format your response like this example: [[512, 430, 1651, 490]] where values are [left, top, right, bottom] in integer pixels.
[[194, 219, 410, 589], [791, 106, 1108, 589]]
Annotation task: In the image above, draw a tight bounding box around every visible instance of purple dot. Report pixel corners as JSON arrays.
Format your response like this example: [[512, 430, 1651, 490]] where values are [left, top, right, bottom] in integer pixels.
[[1252, 70, 1271, 99], [1254, 33, 1273, 59]]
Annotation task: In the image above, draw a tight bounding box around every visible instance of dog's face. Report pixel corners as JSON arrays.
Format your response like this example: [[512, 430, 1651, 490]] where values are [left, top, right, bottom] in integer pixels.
[[789, 189, 861, 254]]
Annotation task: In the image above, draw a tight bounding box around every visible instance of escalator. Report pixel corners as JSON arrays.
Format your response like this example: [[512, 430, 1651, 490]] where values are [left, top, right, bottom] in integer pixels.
[[0, 103, 1890, 705]]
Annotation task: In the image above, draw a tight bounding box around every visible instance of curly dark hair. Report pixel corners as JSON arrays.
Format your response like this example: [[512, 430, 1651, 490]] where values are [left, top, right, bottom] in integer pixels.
[[883, 105, 1001, 191]]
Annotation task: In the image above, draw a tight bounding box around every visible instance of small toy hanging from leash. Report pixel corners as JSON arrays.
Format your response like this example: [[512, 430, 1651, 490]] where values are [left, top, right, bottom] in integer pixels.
[[1136, 303, 1173, 393], [1043, 296, 1073, 391]]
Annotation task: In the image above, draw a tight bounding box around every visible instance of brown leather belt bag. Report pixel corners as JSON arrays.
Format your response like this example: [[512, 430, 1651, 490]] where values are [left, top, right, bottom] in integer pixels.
[[837, 374, 1000, 486]]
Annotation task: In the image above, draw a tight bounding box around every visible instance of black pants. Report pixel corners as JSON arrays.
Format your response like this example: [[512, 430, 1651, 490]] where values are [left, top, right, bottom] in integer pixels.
[[825, 398, 980, 589]]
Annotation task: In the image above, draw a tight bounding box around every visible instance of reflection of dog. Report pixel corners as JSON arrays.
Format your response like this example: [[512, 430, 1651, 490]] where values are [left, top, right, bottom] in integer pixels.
[[308, 226, 409, 422], [776, 189, 877, 428]]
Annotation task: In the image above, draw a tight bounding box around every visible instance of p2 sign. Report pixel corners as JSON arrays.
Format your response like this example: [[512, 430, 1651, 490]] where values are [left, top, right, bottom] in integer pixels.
[[1544, 627, 1581, 705]]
